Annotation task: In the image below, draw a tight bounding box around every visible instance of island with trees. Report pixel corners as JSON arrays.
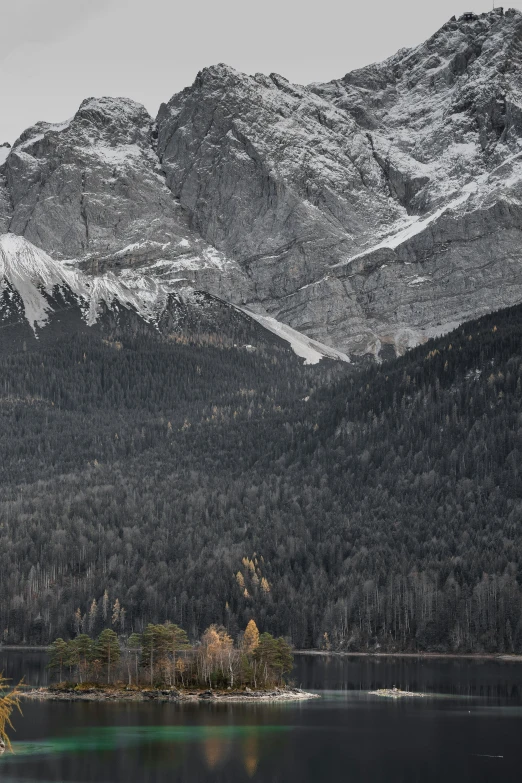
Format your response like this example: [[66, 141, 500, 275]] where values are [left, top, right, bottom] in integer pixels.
[[23, 620, 317, 703]]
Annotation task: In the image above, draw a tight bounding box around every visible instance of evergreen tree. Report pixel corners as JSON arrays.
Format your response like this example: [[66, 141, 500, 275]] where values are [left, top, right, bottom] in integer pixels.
[[95, 629, 120, 684], [47, 638, 70, 683]]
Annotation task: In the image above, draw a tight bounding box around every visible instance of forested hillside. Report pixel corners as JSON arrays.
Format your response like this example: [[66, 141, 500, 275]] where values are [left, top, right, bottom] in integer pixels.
[[1, 302, 521, 653]]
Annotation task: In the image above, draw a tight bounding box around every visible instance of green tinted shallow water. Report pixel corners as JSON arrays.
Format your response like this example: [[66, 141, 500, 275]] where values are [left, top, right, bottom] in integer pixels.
[[4, 724, 292, 760], [1, 653, 521, 782]]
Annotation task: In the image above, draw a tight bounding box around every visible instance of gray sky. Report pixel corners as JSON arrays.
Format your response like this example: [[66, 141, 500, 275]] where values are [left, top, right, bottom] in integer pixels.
[[1, 0, 517, 143]]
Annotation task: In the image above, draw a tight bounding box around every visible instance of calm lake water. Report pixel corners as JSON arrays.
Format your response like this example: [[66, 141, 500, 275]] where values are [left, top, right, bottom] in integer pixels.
[[1, 650, 521, 782]]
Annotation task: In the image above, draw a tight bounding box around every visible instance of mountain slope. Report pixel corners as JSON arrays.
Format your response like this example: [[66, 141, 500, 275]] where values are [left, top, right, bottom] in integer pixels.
[[0, 233, 349, 364], [2, 10, 522, 358], [0, 299, 521, 650], [156, 64, 400, 294]]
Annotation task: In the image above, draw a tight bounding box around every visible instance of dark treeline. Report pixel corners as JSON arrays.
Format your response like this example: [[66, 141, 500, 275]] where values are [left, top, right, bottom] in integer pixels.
[[1, 302, 521, 653]]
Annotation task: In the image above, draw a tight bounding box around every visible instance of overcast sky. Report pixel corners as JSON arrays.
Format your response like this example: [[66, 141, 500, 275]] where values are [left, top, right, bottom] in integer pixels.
[[1, 0, 518, 143]]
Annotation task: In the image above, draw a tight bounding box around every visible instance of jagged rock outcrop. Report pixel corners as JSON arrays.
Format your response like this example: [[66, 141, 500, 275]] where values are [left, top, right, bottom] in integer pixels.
[[2, 8, 522, 356], [5, 98, 174, 255], [156, 64, 402, 301], [276, 7, 522, 354], [1, 98, 252, 303], [313, 7, 521, 213]]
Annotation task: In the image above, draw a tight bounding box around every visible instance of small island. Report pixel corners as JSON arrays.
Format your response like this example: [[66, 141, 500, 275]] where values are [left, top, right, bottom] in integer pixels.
[[21, 620, 318, 706], [368, 687, 426, 699], [23, 685, 316, 703]]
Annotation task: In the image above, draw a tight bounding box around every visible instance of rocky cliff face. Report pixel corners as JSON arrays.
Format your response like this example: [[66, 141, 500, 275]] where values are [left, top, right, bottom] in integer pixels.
[[156, 64, 401, 301], [1, 98, 252, 303], [0, 144, 11, 234], [2, 8, 522, 357]]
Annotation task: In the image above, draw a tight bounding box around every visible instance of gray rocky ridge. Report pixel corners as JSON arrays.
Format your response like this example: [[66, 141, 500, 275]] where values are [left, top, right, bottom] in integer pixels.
[[1, 7, 522, 357]]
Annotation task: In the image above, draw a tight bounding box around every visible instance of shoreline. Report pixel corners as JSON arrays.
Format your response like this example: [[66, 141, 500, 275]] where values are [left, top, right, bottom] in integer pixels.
[[294, 650, 522, 662], [21, 686, 319, 704]]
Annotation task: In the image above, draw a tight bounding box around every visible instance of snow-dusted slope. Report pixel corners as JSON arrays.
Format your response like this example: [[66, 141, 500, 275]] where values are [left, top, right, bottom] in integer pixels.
[[0, 233, 349, 363], [314, 7, 520, 216], [0, 233, 85, 330], [0, 233, 170, 333], [153, 9, 522, 355]]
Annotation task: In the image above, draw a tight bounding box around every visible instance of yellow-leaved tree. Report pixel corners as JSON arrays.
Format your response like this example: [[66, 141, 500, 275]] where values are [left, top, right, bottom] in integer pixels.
[[0, 676, 23, 753], [198, 625, 235, 687], [243, 620, 260, 654]]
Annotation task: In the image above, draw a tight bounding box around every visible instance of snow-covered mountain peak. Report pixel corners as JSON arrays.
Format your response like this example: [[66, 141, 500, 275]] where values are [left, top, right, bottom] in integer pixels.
[[74, 96, 153, 139], [77, 95, 150, 119], [11, 97, 152, 159]]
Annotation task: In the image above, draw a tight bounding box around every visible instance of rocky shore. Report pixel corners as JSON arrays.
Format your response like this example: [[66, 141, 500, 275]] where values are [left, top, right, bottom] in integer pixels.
[[22, 686, 319, 704]]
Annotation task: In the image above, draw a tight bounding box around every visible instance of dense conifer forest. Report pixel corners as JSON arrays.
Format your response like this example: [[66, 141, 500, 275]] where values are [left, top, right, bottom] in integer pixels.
[[1, 301, 521, 653]]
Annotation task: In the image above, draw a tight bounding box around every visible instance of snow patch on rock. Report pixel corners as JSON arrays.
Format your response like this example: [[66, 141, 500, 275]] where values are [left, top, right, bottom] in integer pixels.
[[239, 307, 350, 365]]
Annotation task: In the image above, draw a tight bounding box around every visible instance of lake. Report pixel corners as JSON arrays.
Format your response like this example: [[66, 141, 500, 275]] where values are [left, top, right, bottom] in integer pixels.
[[1, 650, 521, 782]]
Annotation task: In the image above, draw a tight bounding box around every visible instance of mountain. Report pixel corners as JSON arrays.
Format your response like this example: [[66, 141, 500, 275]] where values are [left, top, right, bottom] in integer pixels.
[[1, 10, 522, 653], [0, 97, 251, 304], [2, 8, 522, 358], [0, 233, 349, 363]]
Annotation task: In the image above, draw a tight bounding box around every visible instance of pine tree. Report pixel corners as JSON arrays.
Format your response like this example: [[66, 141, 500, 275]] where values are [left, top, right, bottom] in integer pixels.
[[140, 624, 171, 686], [71, 634, 94, 683], [127, 632, 142, 685], [253, 634, 293, 685], [47, 638, 69, 683], [102, 590, 109, 623], [95, 629, 120, 684]]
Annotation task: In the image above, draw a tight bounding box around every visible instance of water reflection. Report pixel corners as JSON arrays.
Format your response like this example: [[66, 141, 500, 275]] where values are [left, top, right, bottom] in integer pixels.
[[242, 734, 259, 777], [0, 652, 521, 782], [203, 736, 227, 770], [293, 653, 522, 701], [0, 650, 49, 687]]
